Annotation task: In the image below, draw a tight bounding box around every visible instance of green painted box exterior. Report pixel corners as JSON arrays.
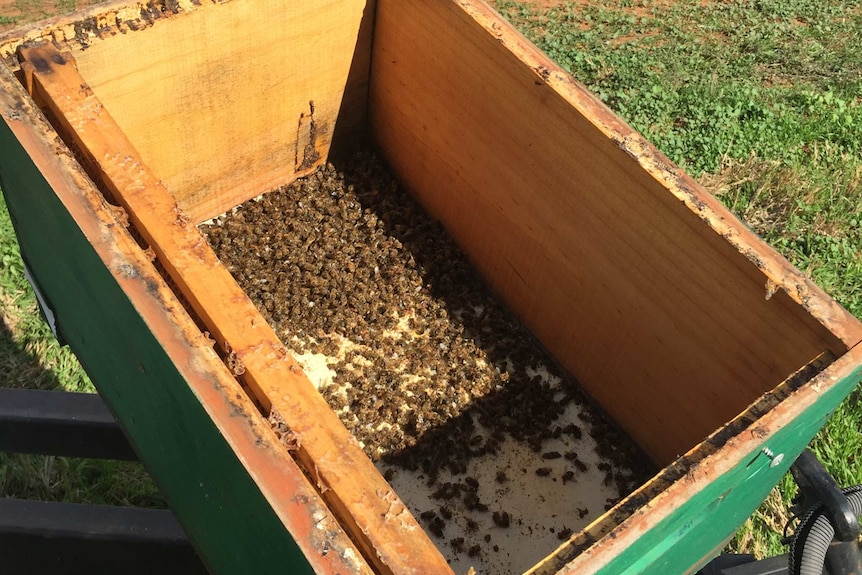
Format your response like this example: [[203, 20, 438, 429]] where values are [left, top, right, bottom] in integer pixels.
[[595, 359, 862, 575], [0, 87, 318, 575]]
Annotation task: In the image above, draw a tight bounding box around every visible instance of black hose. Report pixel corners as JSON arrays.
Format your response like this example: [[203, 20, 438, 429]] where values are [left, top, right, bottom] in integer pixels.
[[789, 485, 862, 575]]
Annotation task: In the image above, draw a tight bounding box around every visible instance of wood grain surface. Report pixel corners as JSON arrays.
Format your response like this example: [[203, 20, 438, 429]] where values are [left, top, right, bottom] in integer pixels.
[[369, 0, 861, 465]]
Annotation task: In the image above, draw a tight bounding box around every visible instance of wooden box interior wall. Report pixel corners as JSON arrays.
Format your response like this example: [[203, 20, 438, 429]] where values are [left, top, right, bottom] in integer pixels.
[[70, 0, 375, 224], [367, 0, 851, 465], [54, 0, 853, 468]]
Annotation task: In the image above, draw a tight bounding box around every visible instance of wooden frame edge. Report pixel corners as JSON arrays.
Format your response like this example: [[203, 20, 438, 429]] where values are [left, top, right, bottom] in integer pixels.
[[0, 60, 373, 575], [0, 0, 215, 64], [543, 344, 862, 574]]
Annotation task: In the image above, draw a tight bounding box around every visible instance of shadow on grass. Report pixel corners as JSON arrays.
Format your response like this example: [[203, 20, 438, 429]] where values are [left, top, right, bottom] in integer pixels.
[[0, 315, 165, 507], [0, 314, 67, 391]]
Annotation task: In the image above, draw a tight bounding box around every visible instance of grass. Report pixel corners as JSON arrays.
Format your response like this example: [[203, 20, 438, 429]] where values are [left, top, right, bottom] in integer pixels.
[[0, 196, 164, 507], [0, 0, 860, 564], [0, 0, 84, 30], [498, 0, 862, 174], [496, 0, 862, 559]]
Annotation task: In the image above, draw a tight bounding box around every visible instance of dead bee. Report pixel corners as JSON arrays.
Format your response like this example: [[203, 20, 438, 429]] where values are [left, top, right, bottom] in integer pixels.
[[450, 537, 465, 554], [432, 482, 459, 500], [463, 491, 487, 512], [563, 423, 583, 439], [430, 516, 445, 538], [557, 527, 573, 540], [419, 510, 437, 521], [577, 507, 589, 519], [542, 451, 562, 460], [492, 511, 511, 528], [482, 437, 500, 455], [535, 467, 552, 477]]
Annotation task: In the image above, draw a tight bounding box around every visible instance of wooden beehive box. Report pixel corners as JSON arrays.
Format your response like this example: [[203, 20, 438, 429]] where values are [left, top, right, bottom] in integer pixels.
[[2, 1, 862, 573]]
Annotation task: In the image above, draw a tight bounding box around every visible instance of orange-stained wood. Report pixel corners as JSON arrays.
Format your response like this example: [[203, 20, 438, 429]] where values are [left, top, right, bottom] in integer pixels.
[[369, 0, 862, 465], [18, 44, 453, 575], [0, 60, 372, 575]]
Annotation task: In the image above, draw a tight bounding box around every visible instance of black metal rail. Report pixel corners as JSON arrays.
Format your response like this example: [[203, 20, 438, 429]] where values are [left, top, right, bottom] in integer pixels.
[[0, 387, 209, 574], [0, 387, 136, 460]]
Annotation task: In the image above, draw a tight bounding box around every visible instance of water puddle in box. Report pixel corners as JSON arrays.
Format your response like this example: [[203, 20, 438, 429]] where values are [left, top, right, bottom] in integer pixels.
[[200, 152, 653, 574]]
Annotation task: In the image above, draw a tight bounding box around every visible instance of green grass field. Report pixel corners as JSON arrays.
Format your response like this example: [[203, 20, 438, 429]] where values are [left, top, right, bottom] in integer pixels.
[[1, 0, 861, 564]]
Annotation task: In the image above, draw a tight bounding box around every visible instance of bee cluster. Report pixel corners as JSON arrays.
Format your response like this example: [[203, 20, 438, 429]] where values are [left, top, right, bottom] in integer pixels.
[[202, 152, 651, 569]]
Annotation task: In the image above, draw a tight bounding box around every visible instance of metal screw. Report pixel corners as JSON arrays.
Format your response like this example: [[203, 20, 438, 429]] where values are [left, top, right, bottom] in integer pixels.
[[761, 447, 785, 468]]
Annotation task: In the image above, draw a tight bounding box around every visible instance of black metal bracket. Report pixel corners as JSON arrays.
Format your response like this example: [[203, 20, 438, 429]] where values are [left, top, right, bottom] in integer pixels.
[[0, 387, 209, 574], [698, 449, 862, 575], [697, 554, 788, 575], [791, 449, 860, 542]]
